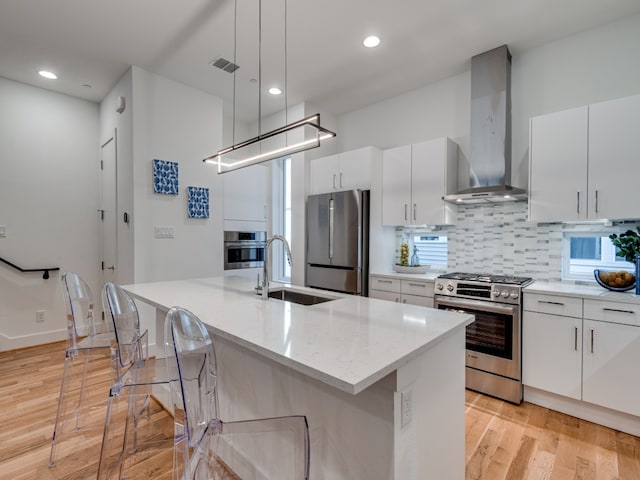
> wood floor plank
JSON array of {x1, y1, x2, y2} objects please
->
[{"x1": 2, "y1": 343, "x2": 640, "y2": 479}]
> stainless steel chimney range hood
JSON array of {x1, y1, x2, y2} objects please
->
[{"x1": 444, "y1": 45, "x2": 527, "y2": 205}]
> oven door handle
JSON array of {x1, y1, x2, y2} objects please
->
[
  {"x1": 435, "y1": 297, "x2": 518, "y2": 316},
  {"x1": 224, "y1": 242, "x2": 265, "y2": 248}
]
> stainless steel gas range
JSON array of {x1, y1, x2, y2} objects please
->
[{"x1": 433, "y1": 272, "x2": 533, "y2": 404}]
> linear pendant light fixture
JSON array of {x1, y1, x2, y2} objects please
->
[{"x1": 203, "y1": 0, "x2": 335, "y2": 174}]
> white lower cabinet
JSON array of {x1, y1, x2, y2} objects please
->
[
  {"x1": 523, "y1": 311, "x2": 582, "y2": 400},
  {"x1": 369, "y1": 275, "x2": 433, "y2": 307},
  {"x1": 582, "y1": 298, "x2": 640, "y2": 417},
  {"x1": 523, "y1": 292, "x2": 640, "y2": 418}
]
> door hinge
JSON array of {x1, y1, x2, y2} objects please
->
[{"x1": 101, "y1": 261, "x2": 104, "y2": 271}]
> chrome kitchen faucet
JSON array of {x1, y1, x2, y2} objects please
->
[{"x1": 256, "y1": 235, "x2": 292, "y2": 300}]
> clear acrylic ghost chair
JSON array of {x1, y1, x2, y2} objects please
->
[
  {"x1": 97, "y1": 282, "x2": 176, "y2": 480},
  {"x1": 49, "y1": 272, "x2": 115, "y2": 467},
  {"x1": 167, "y1": 306, "x2": 310, "y2": 480}
]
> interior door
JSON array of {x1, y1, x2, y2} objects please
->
[{"x1": 100, "y1": 134, "x2": 117, "y2": 285}]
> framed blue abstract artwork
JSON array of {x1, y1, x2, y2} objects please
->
[
  {"x1": 153, "y1": 159, "x2": 179, "y2": 195},
  {"x1": 187, "y1": 186, "x2": 209, "y2": 218}
]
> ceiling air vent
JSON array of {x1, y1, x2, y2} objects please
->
[{"x1": 211, "y1": 57, "x2": 239, "y2": 73}]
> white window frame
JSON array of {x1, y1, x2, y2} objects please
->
[
  {"x1": 271, "y1": 157, "x2": 292, "y2": 283},
  {"x1": 562, "y1": 230, "x2": 634, "y2": 281}
]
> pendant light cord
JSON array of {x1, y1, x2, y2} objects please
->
[
  {"x1": 258, "y1": 0, "x2": 262, "y2": 136},
  {"x1": 232, "y1": 0, "x2": 238, "y2": 145}
]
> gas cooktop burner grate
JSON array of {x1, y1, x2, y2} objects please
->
[{"x1": 438, "y1": 272, "x2": 532, "y2": 286}]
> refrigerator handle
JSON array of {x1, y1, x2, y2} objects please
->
[{"x1": 329, "y1": 198, "x2": 334, "y2": 259}]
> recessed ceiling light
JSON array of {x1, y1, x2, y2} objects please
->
[
  {"x1": 268, "y1": 87, "x2": 282, "y2": 95},
  {"x1": 38, "y1": 70, "x2": 57, "y2": 80},
  {"x1": 363, "y1": 36, "x2": 381, "y2": 48}
]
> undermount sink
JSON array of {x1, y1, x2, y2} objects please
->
[{"x1": 267, "y1": 288, "x2": 336, "y2": 306}]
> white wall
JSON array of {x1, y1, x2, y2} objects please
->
[
  {"x1": 131, "y1": 67, "x2": 224, "y2": 283},
  {"x1": 100, "y1": 69, "x2": 135, "y2": 284},
  {"x1": 0, "y1": 77, "x2": 100, "y2": 350},
  {"x1": 337, "y1": 14, "x2": 640, "y2": 191}
]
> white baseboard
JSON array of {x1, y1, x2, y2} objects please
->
[
  {"x1": 524, "y1": 386, "x2": 640, "y2": 437},
  {"x1": 0, "y1": 329, "x2": 67, "y2": 352}
]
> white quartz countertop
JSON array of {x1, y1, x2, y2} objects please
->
[
  {"x1": 525, "y1": 280, "x2": 640, "y2": 305},
  {"x1": 123, "y1": 276, "x2": 472, "y2": 395},
  {"x1": 370, "y1": 270, "x2": 440, "y2": 281}
]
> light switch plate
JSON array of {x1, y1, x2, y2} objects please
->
[{"x1": 154, "y1": 226, "x2": 175, "y2": 239}]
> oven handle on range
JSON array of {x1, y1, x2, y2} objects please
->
[{"x1": 434, "y1": 296, "x2": 519, "y2": 316}]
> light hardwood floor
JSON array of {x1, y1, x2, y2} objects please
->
[{"x1": 1, "y1": 341, "x2": 639, "y2": 479}]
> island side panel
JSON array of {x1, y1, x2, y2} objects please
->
[
  {"x1": 213, "y1": 333, "x2": 397, "y2": 480},
  {"x1": 393, "y1": 326, "x2": 466, "y2": 480}
]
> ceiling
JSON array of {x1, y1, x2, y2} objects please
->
[{"x1": 2, "y1": 0, "x2": 640, "y2": 122}]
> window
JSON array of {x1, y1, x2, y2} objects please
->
[
  {"x1": 271, "y1": 157, "x2": 292, "y2": 283},
  {"x1": 283, "y1": 157, "x2": 292, "y2": 279},
  {"x1": 563, "y1": 231, "x2": 634, "y2": 280},
  {"x1": 410, "y1": 234, "x2": 448, "y2": 269}
]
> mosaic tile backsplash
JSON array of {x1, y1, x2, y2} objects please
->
[{"x1": 398, "y1": 202, "x2": 640, "y2": 282}]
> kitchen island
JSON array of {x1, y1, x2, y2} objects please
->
[{"x1": 124, "y1": 276, "x2": 473, "y2": 479}]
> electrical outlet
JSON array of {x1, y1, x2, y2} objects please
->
[
  {"x1": 35, "y1": 310, "x2": 45, "y2": 323},
  {"x1": 401, "y1": 390, "x2": 412, "y2": 427}
]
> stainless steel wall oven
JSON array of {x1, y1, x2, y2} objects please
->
[
  {"x1": 433, "y1": 273, "x2": 532, "y2": 404},
  {"x1": 223, "y1": 231, "x2": 266, "y2": 270}
]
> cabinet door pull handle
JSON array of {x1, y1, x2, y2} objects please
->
[
  {"x1": 404, "y1": 204, "x2": 408, "y2": 221},
  {"x1": 408, "y1": 282, "x2": 425, "y2": 287},
  {"x1": 395, "y1": 297, "x2": 400, "y2": 303},
  {"x1": 595, "y1": 190, "x2": 599, "y2": 213},
  {"x1": 590, "y1": 328, "x2": 594, "y2": 354},
  {"x1": 378, "y1": 279, "x2": 392, "y2": 284},
  {"x1": 538, "y1": 300, "x2": 564, "y2": 306},
  {"x1": 402, "y1": 298, "x2": 407, "y2": 303},
  {"x1": 339, "y1": 172, "x2": 344, "y2": 188},
  {"x1": 576, "y1": 191, "x2": 580, "y2": 214},
  {"x1": 574, "y1": 326, "x2": 578, "y2": 351},
  {"x1": 602, "y1": 308, "x2": 635, "y2": 315},
  {"x1": 413, "y1": 203, "x2": 417, "y2": 221},
  {"x1": 332, "y1": 174, "x2": 336, "y2": 189}
]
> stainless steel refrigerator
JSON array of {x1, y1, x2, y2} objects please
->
[{"x1": 306, "y1": 189, "x2": 369, "y2": 296}]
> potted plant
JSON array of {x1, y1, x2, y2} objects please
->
[{"x1": 609, "y1": 227, "x2": 640, "y2": 295}]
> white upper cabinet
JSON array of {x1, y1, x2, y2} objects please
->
[
  {"x1": 309, "y1": 146, "x2": 375, "y2": 194},
  {"x1": 223, "y1": 164, "x2": 268, "y2": 222},
  {"x1": 588, "y1": 94, "x2": 640, "y2": 220},
  {"x1": 529, "y1": 94, "x2": 640, "y2": 222},
  {"x1": 529, "y1": 106, "x2": 588, "y2": 222},
  {"x1": 382, "y1": 137, "x2": 457, "y2": 226}
]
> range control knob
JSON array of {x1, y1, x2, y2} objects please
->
[
  {"x1": 510, "y1": 291, "x2": 519, "y2": 300},
  {"x1": 493, "y1": 290, "x2": 501, "y2": 297},
  {"x1": 446, "y1": 283, "x2": 454, "y2": 292},
  {"x1": 436, "y1": 283, "x2": 444, "y2": 291},
  {"x1": 501, "y1": 290, "x2": 510, "y2": 298}
]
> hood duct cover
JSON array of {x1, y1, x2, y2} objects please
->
[{"x1": 444, "y1": 45, "x2": 526, "y2": 204}]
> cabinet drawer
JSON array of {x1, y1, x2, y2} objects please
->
[
  {"x1": 401, "y1": 294, "x2": 433, "y2": 307},
  {"x1": 583, "y1": 299, "x2": 640, "y2": 326},
  {"x1": 523, "y1": 293, "x2": 582, "y2": 318},
  {"x1": 401, "y1": 280, "x2": 433, "y2": 297},
  {"x1": 369, "y1": 289, "x2": 400, "y2": 303},
  {"x1": 369, "y1": 276, "x2": 401, "y2": 293}
]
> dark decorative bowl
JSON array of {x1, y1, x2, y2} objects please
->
[{"x1": 593, "y1": 269, "x2": 636, "y2": 292}]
